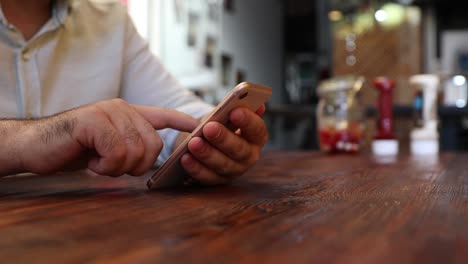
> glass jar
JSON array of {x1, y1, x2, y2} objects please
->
[{"x1": 317, "y1": 76, "x2": 365, "y2": 154}]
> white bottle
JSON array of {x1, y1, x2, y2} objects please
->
[{"x1": 410, "y1": 74, "x2": 439, "y2": 155}]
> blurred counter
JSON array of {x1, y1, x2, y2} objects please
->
[{"x1": 265, "y1": 103, "x2": 468, "y2": 151}]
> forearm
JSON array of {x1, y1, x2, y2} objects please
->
[
  {"x1": 0, "y1": 114, "x2": 77, "y2": 177},
  {"x1": 0, "y1": 119, "x2": 31, "y2": 176}
]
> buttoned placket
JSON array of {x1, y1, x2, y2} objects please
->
[
  {"x1": 1, "y1": 13, "x2": 63, "y2": 119},
  {"x1": 7, "y1": 28, "x2": 39, "y2": 119},
  {"x1": 16, "y1": 42, "x2": 41, "y2": 119}
]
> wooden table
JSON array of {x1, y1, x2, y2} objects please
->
[{"x1": 1, "y1": 152, "x2": 467, "y2": 263}]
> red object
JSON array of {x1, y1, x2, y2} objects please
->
[
  {"x1": 374, "y1": 77, "x2": 396, "y2": 140},
  {"x1": 319, "y1": 123, "x2": 363, "y2": 154}
]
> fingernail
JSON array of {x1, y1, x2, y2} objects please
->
[
  {"x1": 190, "y1": 137, "x2": 205, "y2": 152},
  {"x1": 206, "y1": 123, "x2": 222, "y2": 139}
]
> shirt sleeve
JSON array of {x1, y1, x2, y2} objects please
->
[{"x1": 119, "y1": 12, "x2": 214, "y2": 162}]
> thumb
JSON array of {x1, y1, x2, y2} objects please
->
[{"x1": 132, "y1": 105, "x2": 200, "y2": 132}]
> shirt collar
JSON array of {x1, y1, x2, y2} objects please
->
[
  {"x1": 53, "y1": 0, "x2": 72, "y2": 26},
  {"x1": 0, "y1": 3, "x2": 7, "y2": 26}
]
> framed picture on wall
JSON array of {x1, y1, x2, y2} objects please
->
[
  {"x1": 204, "y1": 36, "x2": 217, "y2": 68},
  {"x1": 208, "y1": 1, "x2": 221, "y2": 21},
  {"x1": 236, "y1": 69, "x2": 246, "y2": 84},
  {"x1": 187, "y1": 12, "x2": 200, "y2": 47},
  {"x1": 221, "y1": 54, "x2": 233, "y2": 86}
]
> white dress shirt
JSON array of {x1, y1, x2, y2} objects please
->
[{"x1": 0, "y1": 0, "x2": 214, "y2": 161}]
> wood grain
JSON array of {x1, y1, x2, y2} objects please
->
[{"x1": 0, "y1": 152, "x2": 467, "y2": 263}]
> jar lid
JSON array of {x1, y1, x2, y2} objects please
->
[{"x1": 318, "y1": 75, "x2": 365, "y2": 96}]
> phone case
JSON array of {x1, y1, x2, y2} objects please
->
[{"x1": 147, "y1": 82, "x2": 272, "y2": 189}]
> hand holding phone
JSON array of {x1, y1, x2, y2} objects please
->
[{"x1": 147, "y1": 82, "x2": 272, "y2": 189}]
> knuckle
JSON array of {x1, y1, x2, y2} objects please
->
[
  {"x1": 89, "y1": 104, "x2": 108, "y2": 120},
  {"x1": 143, "y1": 128, "x2": 157, "y2": 146},
  {"x1": 110, "y1": 142, "x2": 127, "y2": 162},
  {"x1": 233, "y1": 139, "x2": 245, "y2": 153},
  {"x1": 123, "y1": 127, "x2": 142, "y2": 145},
  {"x1": 188, "y1": 161, "x2": 203, "y2": 177},
  {"x1": 99, "y1": 129, "x2": 121, "y2": 151},
  {"x1": 110, "y1": 98, "x2": 128, "y2": 107},
  {"x1": 239, "y1": 143, "x2": 251, "y2": 160},
  {"x1": 230, "y1": 141, "x2": 248, "y2": 160},
  {"x1": 143, "y1": 120, "x2": 155, "y2": 133},
  {"x1": 253, "y1": 123, "x2": 267, "y2": 139},
  {"x1": 218, "y1": 159, "x2": 232, "y2": 175},
  {"x1": 133, "y1": 142, "x2": 146, "y2": 162},
  {"x1": 153, "y1": 136, "x2": 163, "y2": 154}
]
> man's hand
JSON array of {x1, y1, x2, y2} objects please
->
[
  {"x1": 13, "y1": 99, "x2": 198, "y2": 177},
  {"x1": 180, "y1": 105, "x2": 268, "y2": 185}
]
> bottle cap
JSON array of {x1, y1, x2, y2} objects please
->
[
  {"x1": 372, "y1": 139, "x2": 399, "y2": 156},
  {"x1": 411, "y1": 139, "x2": 439, "y2": 155}
]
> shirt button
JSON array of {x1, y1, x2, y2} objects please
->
[{"x1": 22, "y1": 50, "x2": 31, "y2": 61}]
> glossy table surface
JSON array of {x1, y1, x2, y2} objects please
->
[{"x1": 1, "y1": 152, "x2": 467, "y2": 263}]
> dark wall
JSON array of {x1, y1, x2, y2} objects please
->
[{"x1": 414, "y1": 0, "x2": 468, "y2": 58}]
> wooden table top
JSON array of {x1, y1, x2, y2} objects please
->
[{"x1": 1, "y1": 152, "x2": 467, "y2": 263}]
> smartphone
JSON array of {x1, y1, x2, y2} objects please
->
[{"x1": 147, "y1": 82, "x2": 272, "y2": 189}]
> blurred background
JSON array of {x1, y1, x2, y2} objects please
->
[{"x1": 123, "y1": 0, "x2": 468, "y2": 152}]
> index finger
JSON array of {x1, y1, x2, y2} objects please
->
[{"x1": 132, "y1": 105, "x2": 199, "y2": 132}]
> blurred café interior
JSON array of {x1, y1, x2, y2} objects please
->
[{"x1": 125, "y1": 0, "x2": 468, "y2": 154}]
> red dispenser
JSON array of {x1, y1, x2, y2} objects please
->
[{"x1": 372, "y1": 77, "x2": 399, "y2": 156}]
